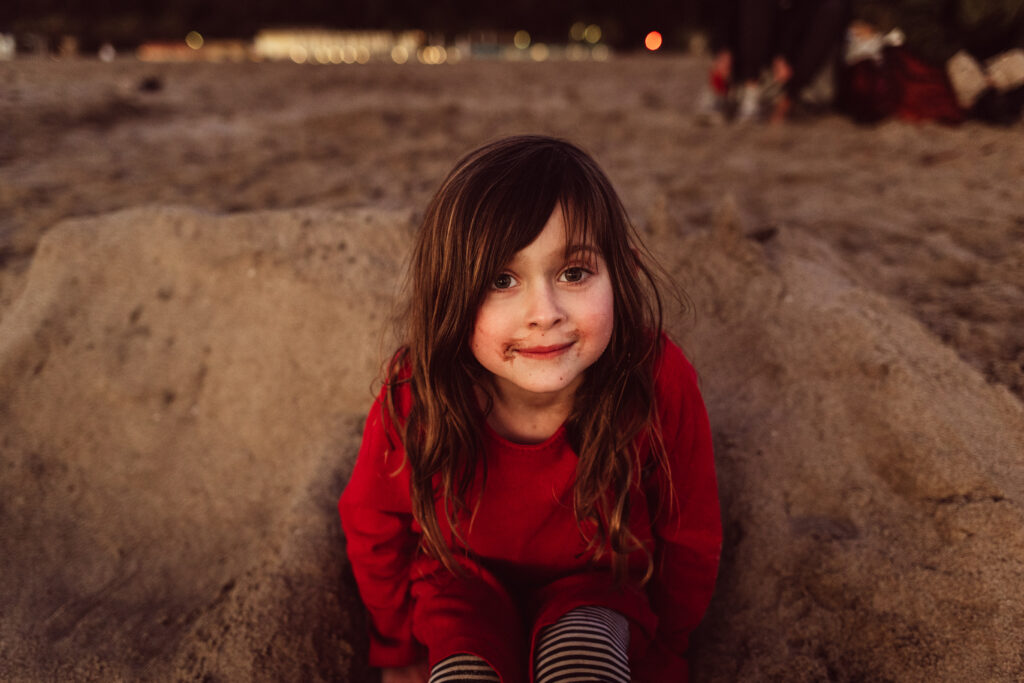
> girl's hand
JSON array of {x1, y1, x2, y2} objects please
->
[{"x1": 381, "y1": 663, "x2": 429, "y2": 683}]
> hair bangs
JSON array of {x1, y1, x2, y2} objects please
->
[{"x1": 461, "y1": 144, "x2": 568, "y2": 302}]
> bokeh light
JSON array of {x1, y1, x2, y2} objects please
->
[
  {"x1": 417, "y1": 45, "x2": 448, "y2": 65},
  {"x1": 513, "y1": 30, "x2": 531, "y2": 49},
  {"x1": 644, "y1": 31, "x2": 663, "y2": 51},
  {"x1": 566, "y1": 43, "x2": 588, "y2": 61},
  {"x1": 98, "y1": 25, "x2": 622, "y2": 66}
]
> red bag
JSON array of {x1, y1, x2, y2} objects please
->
[
  {"x1": 839, "y1": 46, "x2": 966, "y2": 124},
  {"x1": 891, "y1": 47, "x2": 965, "y2": 124},
  {"x1": 838, "y1": 56, "x2": 901, "y2": 122}
]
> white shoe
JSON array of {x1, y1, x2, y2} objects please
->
[
  {"x1": 736, "y1": 84, "x2": 761, "y2": 123},
  {"x1": 987, "y1": 49, "x2": 1024, "y2": 92},
  {"x1": 947, "y1": 50, "x2": 988, "y2": 109}
]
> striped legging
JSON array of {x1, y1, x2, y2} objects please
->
[{"x1": 427, "y1": 605, "x2": 630, "y2": 683}]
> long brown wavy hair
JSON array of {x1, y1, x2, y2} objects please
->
[{"x1": 385, "y1": 135, "x2": 671, "y2": 583}]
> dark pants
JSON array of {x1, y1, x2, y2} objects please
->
[
  {"x1": 709, "y1": 0, "x2": 849, "y2": 89},
  {"x1": 709, "y1": 0, "x2": 779, "y2": 83},
  {"x1": 780, "y1": 0, "x2": 850, "y2": 97}
]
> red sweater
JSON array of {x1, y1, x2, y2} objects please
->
[{"x1": 339, "y1": 337, "x2": 721, "y2": 683}]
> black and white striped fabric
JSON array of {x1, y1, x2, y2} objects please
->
[
  {"x1": 426, "y1": 605, "x2": 630, "y2": 683},
  {"x1": 427, "y1": 653, "x2": 500, "y2": 683},
  {"x1": 533, "y1": 605, "x2": 631, "y2": 682}
]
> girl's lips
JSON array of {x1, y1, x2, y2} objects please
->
[{"x1": 515, "y1": 342, "x2": 575, "y2": 358}]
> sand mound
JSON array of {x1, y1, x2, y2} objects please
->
[
  {"x1": 2, "y1": 205, "x2": 1022, "y2": 681},
  {"x1": 650, "y1": 202, "x2": 1024, "y2": 681},
  {"x1": 0, "y1": 206, "x2": 411, "y2": 680}
]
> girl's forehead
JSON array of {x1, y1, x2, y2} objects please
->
[{"x1": 505, "y1": 222, "x2": 601, "y2": 264}]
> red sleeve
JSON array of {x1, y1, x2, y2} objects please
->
[
  {"x1": 642, "y1": 337, "x2": 722, "y2": 677},
  {"x1": 338, "y1": 389, "x2": 425, "y2": 667}
]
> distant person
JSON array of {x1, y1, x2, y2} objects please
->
[
  {"x1": 697, "y1": 0, "x2": 783, "y2": 123},
  {"x1": 697, "y1": 0, "x2": 849, "y2": 124},
  {"x1": 339, "y1": 136, "x2": 721, "y2": 683},
  {"x1": 770, "y1": 0, "x2": 851, "y2": 122},
  {"x1": 839, "y1": 0, "x2": 1024, "y2": 124}
]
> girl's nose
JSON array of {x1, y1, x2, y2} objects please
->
[{"x1": 526, "y1": 282, "x2": 565, "y2": 329}]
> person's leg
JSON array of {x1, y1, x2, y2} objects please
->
[
  {"x1": 696, "y1": 0, "x2": 738, "y2": 123},
  {"x1": 785, "y1": 0, "x2": 848, "y2": 98},
  {"x1": 428, "y1": 654, "x2": 500, "y2": 683},
  {"x1": 732, "y1": 0, "x2": 781, "y2": 121},
  {"x1": 770, "y1": 0, "x2": 848, "y2": 122},
  {"x1": 411, "y1": 566, "x2": 526, "y2": 683},
  {"x1": 735, "y1": 0, "x2": 779, "y2": 83},
  {"x1": 533, "y1": 605, "x2": 630, "y2": 683}
]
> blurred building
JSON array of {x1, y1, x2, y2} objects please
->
[
  {"x1": 138, "y1": 38, "x2": 249, "y2": 62},
  {"x1": 252, "y1": 29, "x2": 425, "y2": 64},
  {"x1": 98, "y1": 26, "x2": 611, "y2": 65}
]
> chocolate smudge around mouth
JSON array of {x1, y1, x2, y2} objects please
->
[{"x1": 503, "y1": 332, "x2": 581, "y2": 360}]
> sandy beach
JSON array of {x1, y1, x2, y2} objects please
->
[{"x1": 1, "y1": 55, "x2": 1023, "y2": 680}]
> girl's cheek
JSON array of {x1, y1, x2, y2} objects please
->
[{"x1": 478, "y1": 298, "x2": 513, "y2": 328}]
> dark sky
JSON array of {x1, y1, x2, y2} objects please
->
[{"x1": 4, "y1": 0, "x2": 712, "y2": 49}]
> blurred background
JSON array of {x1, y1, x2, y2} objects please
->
[{"x1": 1, "y1": 0, "x2": 711, "y2": 55}]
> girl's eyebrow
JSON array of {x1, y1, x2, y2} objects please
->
[{"x1": 506, "y1": 242, "x2": 601, "y2": 268}]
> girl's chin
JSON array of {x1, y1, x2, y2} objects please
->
[{"x1": 494, "y1": 373, "x2": 586, "y2": 399}]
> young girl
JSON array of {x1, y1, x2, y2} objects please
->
[{"x1": 339, "y1": 135, "x2": 720, "y2": 683}]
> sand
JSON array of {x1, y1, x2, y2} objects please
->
[{"x1": 1, "y1": 55, "x2": 1023, "y2": 681}]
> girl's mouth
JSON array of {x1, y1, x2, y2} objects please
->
[{"x1": 514, "y1": 342, "x2": 575, "y2": 359}]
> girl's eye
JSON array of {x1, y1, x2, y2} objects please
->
[
  {"x1": 559, "y1": 267, "x2": 590, "y2": 283},
  {"x1": 493, "y1": 273, "x2": 517, "y2": 290}
]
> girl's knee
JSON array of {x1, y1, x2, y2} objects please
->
[
  {"x1": 534, "y1": 605, "x2": 631, "y2": 683},
  {"x1": 428, "y1": 653, "x2": 500, "y2": 683}
]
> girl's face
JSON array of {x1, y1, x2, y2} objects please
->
[{"x1": 470, "y1": 207, "x2": 614, "y2": 405}]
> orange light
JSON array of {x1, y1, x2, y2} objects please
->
[{"x1": 644, "y1": 31, "x2": 663, "y2": 51}]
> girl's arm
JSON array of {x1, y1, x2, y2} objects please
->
[
  {"x1": 339, "y1": 394, "x2": 425, "y2": 668},
  {"x1": 643, "y1": 340, "x2": 722, "y2": 673}
]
